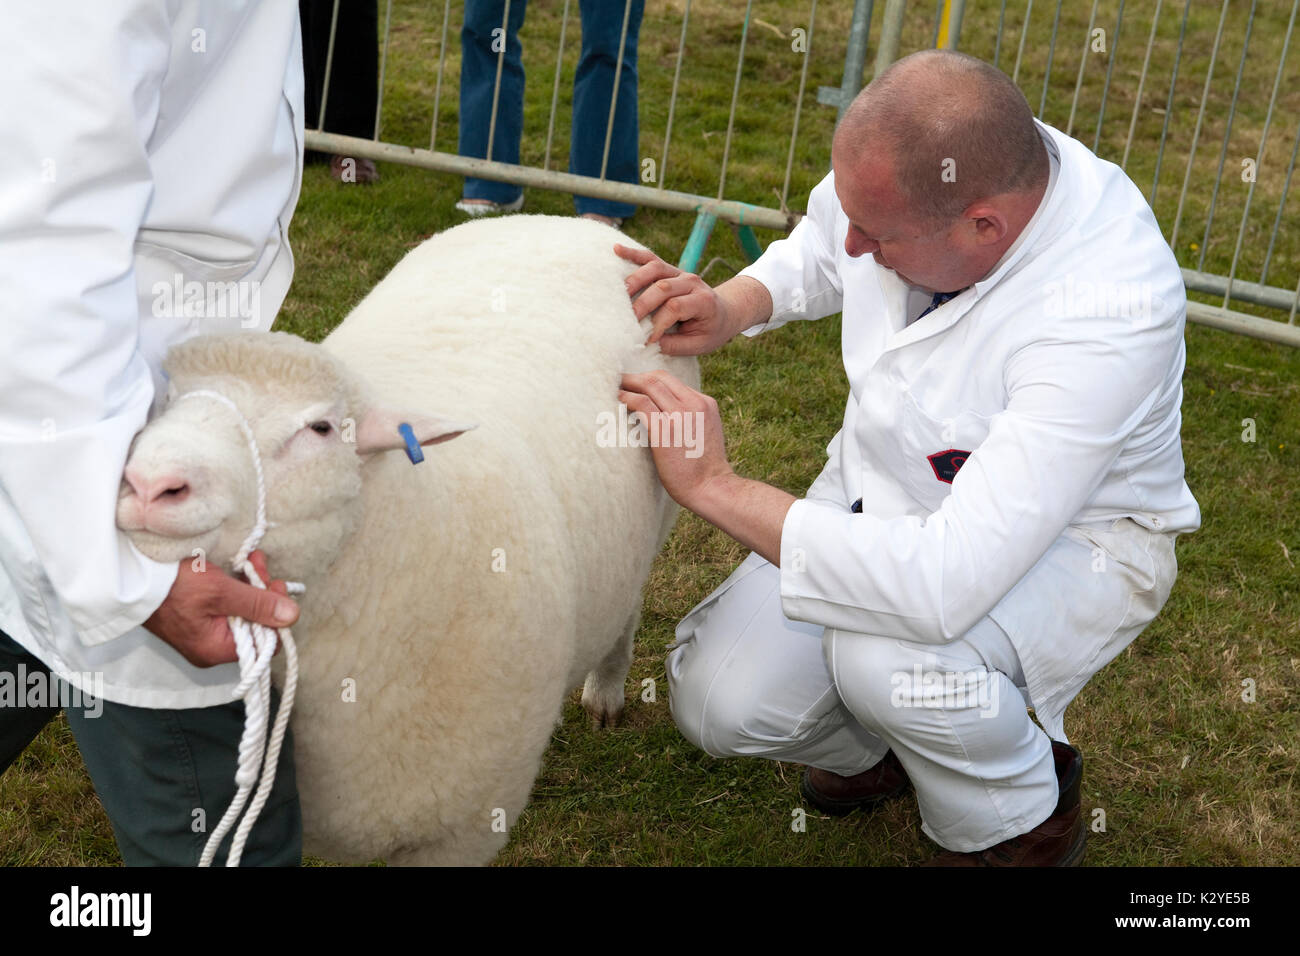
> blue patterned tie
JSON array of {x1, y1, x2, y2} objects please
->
[{"x1": 916, "y1": 287, "x2": 968, "y2": 321}]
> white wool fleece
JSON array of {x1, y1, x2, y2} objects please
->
[
  {"x1": 123, "y1": 215, "x2": 698, "y2": 865},
  {"x1": 299, "y1": 217, "x2": 699, "y2": 864}
]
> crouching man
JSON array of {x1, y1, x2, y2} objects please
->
[{"x1": 617, "y1": 49, "x2": 1200, "y2": 866}]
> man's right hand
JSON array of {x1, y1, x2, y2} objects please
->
[
  {"x1": 615, "y1": 243, "x2": 771, "y2": 356},
  {"x1": 143, "y1": 549, "x2": 298, "y2": 667}
]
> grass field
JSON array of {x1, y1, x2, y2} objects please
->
[{"x1": 2, "y1": 0, "x2": 1296, "y2": 866}]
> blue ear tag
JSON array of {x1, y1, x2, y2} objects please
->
[{"x1": 398, "y1": 423, "x2": 425, "y2": 464}]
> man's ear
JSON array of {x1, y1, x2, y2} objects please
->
[
  {"x1": 352, "y1": 406, "x2": 476, "y2": 457},
  {"x1": 965, "y1": 200, "x2": 1010, "y2": 245}
]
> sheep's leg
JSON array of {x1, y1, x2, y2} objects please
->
[
  {"x1": 387, "y1": 772, "x2": 539, "y2": 866},
  {"x1": 581, "y1": 609, "x2": 638, "y2": 729},
  {"x1": 387, "y1": 827, "x2": 509, "y2": 867}
]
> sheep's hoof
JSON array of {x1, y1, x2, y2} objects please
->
[
  {"x1": 581, "y1": 683, "x2": 625, "y2": 730},
  {"x1": 587, "y1": 706, "x2": 624, "y2": 730}
]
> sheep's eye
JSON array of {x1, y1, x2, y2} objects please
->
[{"x1": 310, "y1": 421, "x2": 333, "y2": 436}]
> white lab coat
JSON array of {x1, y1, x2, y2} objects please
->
[
  {"x1": 737, "y1": 120, "x2": 1200, "y2": 740},
  {"x1": 0, "y1": 1, "x2": 304, "y2": 707}
]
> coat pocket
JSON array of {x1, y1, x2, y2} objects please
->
[
  {"x1": 134, "y1": 238, "x2": 259, "y2": 279},
  {"x1": 1061, "y1": 517, "x2": 1178, "y2": 615},
  {"x1": 134, "y1": 239, "x2": 262, "y2": 333},
  {"x1": 893, "y1": 388, "x2": 995, "y2": 509}
]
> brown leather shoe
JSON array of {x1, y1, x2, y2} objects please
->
[
  {"x1": 800, "y1": 750, "x2": 912, "y2": 817},
  {"x1": 330, "y1": 155, "x2": 380, "y2": 184},
  {"x1": 922, "y1": 740, "x2": 1085, "y2": 867}
]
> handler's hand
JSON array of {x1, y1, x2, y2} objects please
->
[
  {"x1": 615, "y1": 244, "x2": 736, "y2": 356},
  {"x1": 143, "y1": 549, "x2": 298, "y2": 667},
  {"x1": 619, "y1": 370, "x2": 733, "y2": 508}
]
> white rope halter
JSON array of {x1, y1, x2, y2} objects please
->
[{"x1": 175, "y1": 388, "x2": 303, "y2": 868}]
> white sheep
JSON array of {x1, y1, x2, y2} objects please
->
[{"x1": 116, "y1": 215, "x2": 700, "y2": 865}]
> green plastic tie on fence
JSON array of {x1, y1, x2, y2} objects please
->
[{"x1": 678, "y1": 210, "x2": 718, "y2": 273}]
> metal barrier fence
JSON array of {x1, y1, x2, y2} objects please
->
[
  {"x1": 303, "y1": 0, "x2": 1300, "y2": 347},
  {"x1": 304, "y1": 0, "x2": 809, "y2": 273},
  {"x1": 859, "y1": 0, "x2": 1300, "y2": 347}
]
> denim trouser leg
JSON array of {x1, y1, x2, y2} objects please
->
[
  {"x1": 459, "y1": 0, "x2": 528, "y2": 203},
  {"x1": 572, "y1": 0, "x2": 644, "y2": 218}
]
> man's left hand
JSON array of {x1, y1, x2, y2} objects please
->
[
  {"x1": 621, "y1": 370, "x2": 796, "y2": 567},
  {"x1": 618, "y1": 370, "x2": 732, "y2": 509}
]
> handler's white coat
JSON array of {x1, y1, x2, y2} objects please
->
[
  {"x1": 736, "y1": 122, "x2": 1200, "y2": 740},
  {"x1": 0, "y1": 1, "x2": 303, "y2": 706}
]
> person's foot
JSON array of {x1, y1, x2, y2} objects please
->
[
  {"x1": 330, "y1": 155, "x2": 379, "y2": 184},
  {"x1": 579, "y1": 212, "x2": 624, "y2": 230},
  {"x1": 800, "y1": 749, "x2": 912, "y2": 817},
  {"x1": 922, "y1": 740, "x2": 1085, "y2": 866},
  {"x1": 455, "y1": 195, "x2": 524, "y2": 217}
]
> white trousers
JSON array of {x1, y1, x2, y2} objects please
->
[{"x1": 667, "y1": 553, "x2": 1061, "y2": 852}]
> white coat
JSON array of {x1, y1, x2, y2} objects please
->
[
  {"x1": 735, "y1": 120, "x2": 1201, "y2": 741},
  {"x1": 0, "y1": 1, "x2": 304, "y2": 707}
]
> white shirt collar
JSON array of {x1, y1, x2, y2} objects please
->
[{"x1": 985, "y1": 128, "x2": 1061, "y2": 278}]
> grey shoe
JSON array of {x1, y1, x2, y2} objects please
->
[{"x1": 455, "y1": 195, "x2": 524, "y2": 217}]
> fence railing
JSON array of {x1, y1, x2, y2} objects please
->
[
  {"x1": 821, "y1": 0, "x2": 1300, "y2": 346},
  {"x1": 304, "y1": 0, "x2": 810, "y2": 274},
  {"x1": 303, "y1": 0, "x2": 1300, "y2": 347}
]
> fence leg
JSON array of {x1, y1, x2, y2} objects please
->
[
  {"x1": 816, "y1": 0, "x2": 875, "y2": 121},
  {"x1": 937, "y1": 0, "x2": 967, "y2": 50},
  {"x1": 733, "y1": 224, "x2": 764, "y2": 264},
  {"x1": 678, "y1": 211, "x2": 719, "y2": 272}
]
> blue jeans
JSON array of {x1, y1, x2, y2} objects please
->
[{"x1": 458, "y1": 0, "x2": 644, "y2": 218}]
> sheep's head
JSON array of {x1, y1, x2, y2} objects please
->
[{"x1": 117, "y1": 332, "x2": 470, "y2": 583}]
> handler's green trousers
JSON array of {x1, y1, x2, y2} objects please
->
[{"x1": 0, "y1": 630, "x2": 301, "y2": 866}]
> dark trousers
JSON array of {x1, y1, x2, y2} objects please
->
[
  {"x1": 299, "y1": 0, "x2": 379, "y2": 153},
  {"x1": 0, "y1": 629, "x2": 301, "y2": 866}
]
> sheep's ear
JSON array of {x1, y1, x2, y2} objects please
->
[{"x1": 352, "y1": 407, "x2": 476, "y2": 458}]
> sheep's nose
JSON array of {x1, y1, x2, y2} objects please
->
[{"x1": 124, "y1": 466, "x2": 191, "y2": 507}]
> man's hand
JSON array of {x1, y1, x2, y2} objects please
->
[
  {"x1": 620, "y1": 370, "x2": 796, "y2": 567},
  {"x1": 619, "y1": 370, "x2": 734, "y2": 509},
  {"x1": 143, "y1": 549, "x2": 298, "y2": 667},
  {"x1": 615, "y1": 244, "x2": 771, "y2": 356}
]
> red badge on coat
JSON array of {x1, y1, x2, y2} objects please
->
[{"x1": 926, "y1": 449, "x2": 971, "y2": 483}]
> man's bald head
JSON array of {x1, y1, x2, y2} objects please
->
[{"x1": 835, "y1": 50, "x2": 1048, "y2": 229}]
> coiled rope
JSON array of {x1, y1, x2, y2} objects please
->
[{"x1": 175, "y1": 389, "x2": 303, "y2": 868}]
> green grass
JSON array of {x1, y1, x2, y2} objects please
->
[{"x1": 2, "y1": 0, "x2": 1296, "y2": 866}]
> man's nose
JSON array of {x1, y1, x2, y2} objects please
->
[{"x1": 845, "y1": 232, "x2": 880, "y2": 258}]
